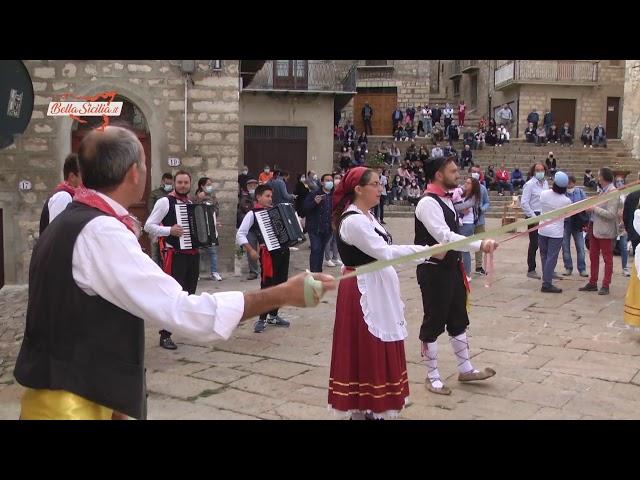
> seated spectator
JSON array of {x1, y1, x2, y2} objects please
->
[
  {"x1": 485, "y1": 127, "x2": 497, "y2": 146},
  {"x1": 485, "y1": 164, "x2": 496, "y2": 191},
  {"x1": 389, "y1": 142, "x2": 401, "y2": 166},
  {"x1": 593, "y1": 123, "x2": 607, "y2": 148},
  {"x1": 488, "y1": 118, "x2": 497, "y2": 131},
  {"x1": 478, "y1": 116, "x2": 487, "y2": 132},
  {"x1": 443, "y1": 142, "x2": 458, "y2": 164},
  {"x1": 432, "y1": 122, "x2": 444, "y2": 142},
  {"x1": 474, "y1": 129, "x2": 485, "y2": 150},
  {"x1": 545, "y1": 152, "x2": 557, "y2": 176},
  {"x1": 560, "y1": 122, "x2": 573, "y2": 146},
  {"x1": 377, "y1": 141, "x2": 391, "y2": 164},
  {"x1": 339, "y1": 146, "x2": 351, "y2": 171},
  {"x1": 448, "y1": 121, "x2": 460, "y2": 142},
  {"x1": 535, "y1": 124, "x2": 547, "y2": 146},
  {"x1": 395, "y1": 124, "x2": 408, "y2": 142},
  {"x1": 525, "y1": 122, "x2": 536, "y2": 143},
  {"x1": 405, "y1": 121, "x2": 416, "y2": 139},
  {"x1": 391, "y1": 175, "x2": 408, "y2": 202},
  {"x1": 511, "y1": 166, "x2": 525, "y2": 191},
  {"x1": 463, "y1": 128, "x2": 475, "y2": 148},
  {"x1": 460, "y1": 144, "x2": 474, "y2": 168},
  {"x1": 353, "y1": 146, "x2": 364, "y2": 166},
  {"x1": 431, "y1": 142, "x2": 444, "y2": 159},
  {"x1": 358, "y1": 132, "x2": 368, "y2": 150},
  {"x1": 334, "y1": 125, "x2": 344, "y2": 141},
  {"x1": 584, "y1": 169, "x2": 597, "y2": 189},
  {"x1": 407, "y1": 180, "x2": 422, "y2": 206},
  {"x1": 581, "y1": 124, "x2": 593, "y2": 148},
  {"x1": 495, "y1": 164, "x2": 513, "y2": 195},
  {"x1": 418, "y1": 146, "x2": 429, "y2": 163},
  {"x1": 497, "y1": 124, "x2": 510, "y2": 146},
  {"x1": 547, "y1": 124, "x2": 558, "y2": 144},
  {"x1": 405, "y1": 142, "x2": 418, "y2": 162}
]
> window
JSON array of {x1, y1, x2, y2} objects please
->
[
  {"x1": 294, "y1": 60, "x2": 306, "y2": 77},
  {"x1": 453, "y1": 77, "x2": 460, "y2": 96},
  {"x1": 276, "y1": 60, "x2": 289, "y2": 77},
  {"x1": 273, "y1": 60, "x2": 308, "y2": 89},
  {"x1": 365, "y1": 60, "x2": 388, "y2": 66}
]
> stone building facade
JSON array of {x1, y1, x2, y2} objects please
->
[
  {"x1": 622, "y1": 60, "x2": 640, "y2": 159},
  {"x1": 0, "y1": 60, "x2": 242, "y2": 284}
]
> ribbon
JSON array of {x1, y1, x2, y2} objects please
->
[{"x1": 335, "y1": 181, "x2": 640, "y2": 283}]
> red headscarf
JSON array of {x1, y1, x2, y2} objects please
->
[{"x1": 332, "y1": 166, "x2": 368, "y2": 213}]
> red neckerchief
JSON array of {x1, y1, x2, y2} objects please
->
[
  {"x1": 168, "y1": 191, "x2": 190, "y2": 203},
  {"x1": 53, "y1": 182, "x2": 77, "y2": 197},
  {"x1": 73, "y1": 188, "x2": 140, "y2": 238},
  {"x1": 426, "y1": 183, "x2": 453, "y2": 197}
]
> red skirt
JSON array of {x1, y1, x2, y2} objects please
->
[{"x1": 328, "y1": 276, "x2": 409, "y2": 414}]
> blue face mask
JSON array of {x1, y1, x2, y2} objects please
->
[
  {"x1": 205, "y1": 186, "x2": 214, "y2": 194},
  {"x1": 324, "y1": 181, "x2": 334, "y2": 191},
  {"x1": 163, "y1": 184, "x2": 173, "y2": 192},
  {"x1": 535, "y1": 172, "x2": 545, "y2": 181}
]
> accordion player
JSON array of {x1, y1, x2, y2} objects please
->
[
  {"x1": 174, "y1": 203, "x2": 219, "y2": 249},
  {"x1": 255, "y1": 203, "x2": 306, "y2": 251}
]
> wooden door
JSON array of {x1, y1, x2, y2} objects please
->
[
  {"x1": 353, "y1": 87, "x2": 398, "y2": 135},
  {"x1": 606, "y1": 97, "x2": 620, "y2": 139},
  {"x1": 469, "y1": 73, "x2": 478, "y2": 109},
  {"x1": 550, "y1": 98, "x2": 576, "y2": 131},
  {"x1": 71, "y1": 129, "x2": 152, "y2": 255}
]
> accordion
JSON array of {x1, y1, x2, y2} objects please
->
[
  {"x1": 255, "y1": 203, "x2": 305, "y2": 251},
  {"x1": 175, "y1": 203, "x2": 218, "y2": 249}
]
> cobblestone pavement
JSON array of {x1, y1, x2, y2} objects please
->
[{"x1": 2, "y1": 218, "x2": 640, "y2": 420}]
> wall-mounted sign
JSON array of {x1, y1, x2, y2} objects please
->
[
  {"x1": 19, "y1": 180, "x2": 32, "y2": 191},
  {"x1": 168, "y1": 157, "x2": 181, "y2": 167},
  {"x1": 608, "y1": 106, "x2": 615, "y2": 112}
]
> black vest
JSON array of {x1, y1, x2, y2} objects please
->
[
  {"x1": 162, "y1": 195, "x2": 190, "y2": 250},
  {"x1": 14, "y1": 202, "x2": 147, "y2": 419},
  {"x1": 414, "y1": 193, "x2": 462, "y2": 269},
  {"x1": 337, "y1": 211, "x2": 391, "y2": 267}
]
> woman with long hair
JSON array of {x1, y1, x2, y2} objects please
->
[
  {"x1": 328, "y1": 167, "x2": 443, "y2": 420},
  {"x1": 454, "y1": 177, "x2": 481, "y2": 279}
]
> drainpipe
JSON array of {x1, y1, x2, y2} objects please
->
[{"x1": 184, "y1": 74, "x2": 188, "y2": 151}]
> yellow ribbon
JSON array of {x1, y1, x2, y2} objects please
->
[{"x1": 20, "y1": 388, "x2": 113, "y2": 420}]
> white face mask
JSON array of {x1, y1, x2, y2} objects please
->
[
  {"x1": 205, "y1": 186, "x2": 214, "y2": 194},
  {"x1": 242, "y1": 169, "x2": 248, "y2": 175},
  {"x1": 471, "y1": 172, "x2": 480, "y2": 180},
  {"x1": 300, "y1": 176, "x2": 306, "y2": 182},
  {"x1": 248, "y1": 189, "x2": 256, "y2": 196},
  {"x1": 567, "y1": 188, "x2": 575, "y2": 194},
  {"x1": 163, "y1": 184, "x2": 173, "y2": 192}
]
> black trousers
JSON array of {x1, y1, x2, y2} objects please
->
[
  {"x1": 260, "y1": 247, "x2": 290, "y2": 320},
  {"x1": 363, "y1": 118, "x2": 373, "y2": 135},
  {"x1": 527, "y1": 212, "x2": 540, "y2": 272},
  {"x1": 160, "y1": 252, "x2": 200, "y2": 338},
  {"x1": 417, "y1": 262, "x2": 469, "y2": 343}
]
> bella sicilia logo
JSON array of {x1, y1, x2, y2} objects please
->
[{"x1": 47, "y1": 91, "x2": 122, "y2": 130}]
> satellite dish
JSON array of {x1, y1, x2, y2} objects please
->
[{"x1": 0, "y1": 60, "x2": 35, "y2": 149}]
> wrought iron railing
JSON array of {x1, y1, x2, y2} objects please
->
[
  {"x1": 244, "y1": 60, "x2": 357, "y2": 92},
  {"x1": 494, "y1": 60, "x2": 599, "y2": 88}
]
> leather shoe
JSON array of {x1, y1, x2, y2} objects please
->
[{"x1": 159, "y1": 336, "x2": 177, "y2": 350}]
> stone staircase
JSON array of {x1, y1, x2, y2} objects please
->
[{"x1": 335, "y1": 135, "x2": 638, "y2": 220}]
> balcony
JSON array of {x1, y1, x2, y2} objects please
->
[
  {"x1": 449, "y1": 60, "x2": 462, "y2": 79},
  {"x1": 356, "y1": 60, "x2": 395, "y2": 80},
  {"x1": 494, "y1": 60, "x2": 599, "y2": 90},
  {"x1": 242, "y1": 60, "x2": 357, "y2": 94},
  {"x1": 461, "y1": 60, "x2": 480, "y2": 72}
]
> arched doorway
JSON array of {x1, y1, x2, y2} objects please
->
[{"x1": 70, "y1": 95, "x2": 153, "y2": 255}]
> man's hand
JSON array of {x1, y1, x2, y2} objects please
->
[
  {"x1": 170, "y1": 224, "x2": 184, "y2": 237},
  {"x1": 480, "y1": 239, "x2": 499, "y2": 253},
  {"x1": 314, "y1": 195, "x2": 324, "y2": 204},
  {"x1": 282, "y1": 272, "x2": 337, "y2": 308},
  {"x1": 247, "y1": 247, "x2": 259, "y2": 262},
  {"x1": 428, "y1": 243, "x2": 447, "y2": 260}
]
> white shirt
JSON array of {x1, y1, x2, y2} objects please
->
[
  {"x1": 48, "y1": 191, "x2": 73, "y2": 223},
  {"x1": 521, "y1": 177, "x2": 549, "y2": 217},
  {"x1": 538, "y1": 190, "x2": 571, "y2": 238},
  {"x1": 144, "y1": 196, "x2": 186, "y2": 246},
  {"x1": 380, "y1": 174, "x2": 388, "y2": 196},
  {"x1": 634, "y1": 210, "x2": 640, "y2": 278},
  {"x1": 340, "y1": 204, "x2": 432, "y2": 342},
  {"x1": 415, "y1": 195, "x2": 482, "y2": 258},
  {"x1": 236, "y1": 210, "x2": 256, "y2": 246},
  {"x1": 73, "y1": 191, "x2": 244, "y2": 342}
]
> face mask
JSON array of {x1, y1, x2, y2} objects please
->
[
  {"x1": 264, "y1": 168, "x2": 270, "y2": 173},
  {"x1": 535, "y1": 172, "x2": 545, "y2": 181},
  {"x1": 334, "y1": 179, "x2": 341, "y2": 186},
  {"x1": 300, "y1": 176, "x2": 306, "y2": 183},
  {"x1": 324, "y1": 181, "x2": 334, "y2": 190},
  {"x1": 313, "y1": 174, "x2": 319, "y2": 181},
  {"x1": 242, "y1": 170, "x2": 248, "y2": 175},
  {"x1": 567, "y1": 188, "x2": 575, "y2": 194},
  {"x1": 615, "y1": 181, "x2": 624, "y2": 188},
  {"x1": 163, "y1": 184, "x2": 173, "y2": 192},
  {"x1": 471, "y1": 172, "x2": 480, "y2": 180},
  {"x1": 248, "y1": 189, "x2": 256, "y2": 196},
  {"x1": 205, "y1": 186, "x2": 214, "y2": 194}
]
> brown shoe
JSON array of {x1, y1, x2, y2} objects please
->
[
  {"x1": 425, "y1": 380, "x2": 452, "y2": 395},
  {"x1": 458, "y1": 367, "x2": 496, "y2": 382}
]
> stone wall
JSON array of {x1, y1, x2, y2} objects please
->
[
  {"x1": 622, "y1": 60, "x2": 640, "y2": 159},
  {"x1": 0, "y1": 60, "x2": 241, "y2": 284}
]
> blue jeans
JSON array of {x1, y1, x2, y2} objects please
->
[
  {"x1": 562, "y1": 223, "x2": 586, "y2": 273},
  {"x1": 325, "y1": 232, "x2": 340, "y2": 261},
  {"x1": 618, "y1": 234, "x2": 628, "y2": 269},
  {"x1": 459, "y1": 223, "x2": 475, "y2": 275},
  {"x1": 539, "y1": 235, "x2": 563, "y2": 287},
  {"x1": 309, "y1": 230, "x2": 332, "y2": 272},
  {"x1": 203, "y1": 245, "x2": 218, "y2": 274}
]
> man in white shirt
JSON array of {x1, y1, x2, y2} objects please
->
[
  {"x1": 521, "y1": 162, "x2": 550, "y2": 279},
  {"x1": 38, "y1": 153, "x2": 82, "y2": 234},
  {"x1": 13, "y1": 126, "x2": 336, "y2": 420},
  {"x1": 414, "y1": 155, "x2": 498, "y2": 395}
]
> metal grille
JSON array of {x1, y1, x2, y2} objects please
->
[{"x1": 245, "y1": 125, "x2": 307, "y2": 140}]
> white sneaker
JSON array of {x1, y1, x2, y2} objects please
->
[
  {"x1": 289, "y1": 246, "x2": 299, "y2": 251},
  {"x1": 334, "y1": 259, "x2": 343, "y2": 266},
  {"x1": 326, "y1": 260, "x2": 336, "y2": 267},
  {"x1": 623, "y1": 268, "x2": 630, "y2": 277},
  {"x1": 466, "y1": 275, "x2": 472, "y2": 283},
  {"x1": 211, "y1": 272, "x2": 223, "y2": 281}
]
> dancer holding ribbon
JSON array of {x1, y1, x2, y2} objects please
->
[
  {"x1": 415, "y1": 155, "x2": 498, "y2": 395},
  {"x1": 327, "y1": 167, "x2": 444, "y2": 420}
]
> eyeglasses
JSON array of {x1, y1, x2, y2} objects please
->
[{"x1": 364, "y1": 181, "x2": 382, "y2": 187}]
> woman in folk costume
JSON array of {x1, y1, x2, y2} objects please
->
[
  {"x1": 624, "y1": 210, "x2": 640, "y2": 327},
  {"x1": 328, "y1": 167, "x2": 444, "y2": 419}
]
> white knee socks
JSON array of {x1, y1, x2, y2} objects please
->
[
  {"x1": 449, "y1": 332, "x2": 478, "y2": 374},
  {"x1": 422, "y1": 341, "x2": 443, "y2": 389}
]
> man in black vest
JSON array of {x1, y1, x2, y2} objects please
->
[
  {"x1": 144, "y1": 170, "x2": 199, "y2": 350},
  {"x1": 414, "y1": 155, "x2": 498, "y2": 395},
  {"x1": 39, "y1": 153, "x2": 82, "y2": 234},
  {"x1": 236, "y1": 184, "x2": 292, "y2": 333},
  {"x1": 13, "y1": 126, "x2": 336, "y2": 420}
]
